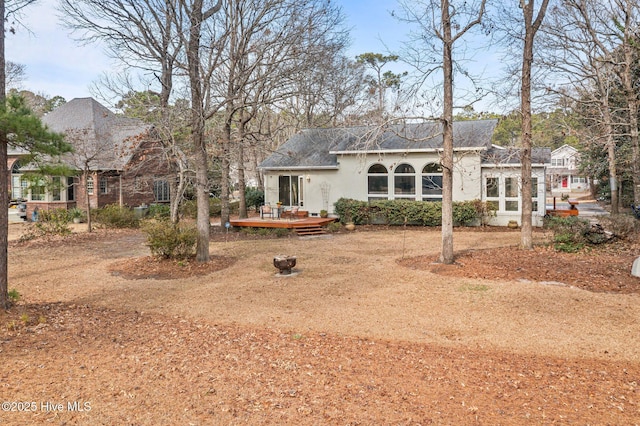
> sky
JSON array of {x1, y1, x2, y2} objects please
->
[{"x1": 7, "y1": 0, "x2": 409, "y2": 103}]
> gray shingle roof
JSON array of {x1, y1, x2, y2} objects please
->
[
  {"x1": 481, "y1": 146, "x2": 551, "y2": 165},
  {"x1": 259, "y1": 120, "x2": 498, "y2": 170},
  {"x1": 41, "y1": 97, "x2": 151, "y2": 171}
]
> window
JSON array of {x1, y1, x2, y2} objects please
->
[
  {"x1": 485, "y1": 177, "x2": 499, "y2": 211},
  {"x1": 572, "y1": 176, "x2": 586, "y2": 184},
  {"x1": 421, "y1": 163, "x2": 443, "y2": 201},
  {"x1": 532, "y1": 177, "x2": 538, "y2": 212},
  {"x1": 394, "y1": 163, "x2": 415, "y2": 198},
  {"x1": 11, "y1": 175, "x2": 23, "y2": 199},
  {"x1": 11, "y1": 161, "x2": 23, "y2": 200},
  {"x1": 551, "y1": 158, "x2": 565, "y2": 167},
  {"x1": 100, "y1": 176, "x2": 108, "y2": 194},
  {"x1": 86, "y1": 176, "x2": 94, "y2": 195},
  {"x1": 505, "y1": 177, "x2": 519, "y2": 211},
  {"x1": 153, "y1": 179, "x2": 170, "y2": 202},
  {"x1": 278, "y1": 175, "x2": 300, "y2": 206},
  {"x1": 52, "y1": 177, "x2": 61, "y2": 201},
  {"x1": 367, "y1": 164, "x2": 388, "y2": 201},
  {"x1": 67, "y1": 177, "x2": 75, "y2": 201},
  {"x1": 31, "y1": 179, "x2": 45, "y2": 201}
]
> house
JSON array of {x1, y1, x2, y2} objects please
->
[
  {"x1": 11, "y1": 97, "x2": 172, "y2": 219},
  {"x1": 547, "y1": 144, "x2": 588, "y2": 194},
  {"x1": 259, "y1": 120, "x2": 551, "y2": 227}
]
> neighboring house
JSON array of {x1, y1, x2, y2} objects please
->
[
  {"x1": 259, "y1": 120, "x2": 551, "y2": 227},
  {"x1": 11, "y1": 97, "x2": 172, "y2": 220},
  {"x1": 547, "y1": 144, "x2": 588, "y2": 193}
]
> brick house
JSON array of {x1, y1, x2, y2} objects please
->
[{"x1": 11, "y1": 97, "x2": 172, "y2": 220}]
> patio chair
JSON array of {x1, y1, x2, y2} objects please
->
[{"x1": 260, "y1": 204, "x2": 274, "y2": 219}]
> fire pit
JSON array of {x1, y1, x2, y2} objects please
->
[{"x1": 273, "y1": 255, "x2": 297, "y2": 275}]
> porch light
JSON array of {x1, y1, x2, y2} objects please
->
[{"x1": 306, "y1": 175, "x2": 311, "y2": 182}]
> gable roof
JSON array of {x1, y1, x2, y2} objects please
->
[
  {"x1": 551, "y1": 144, "x2": 580, "y2": 160},
  {"x1": 260, "y1": 120, "x2": 498, "y2": 170},
  {"x1": 42, "y1": 97, "x2": 152, "y2": 171}
]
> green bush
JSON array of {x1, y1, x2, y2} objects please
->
[
  {"x1": 245, "y1": 187, "x2": 264, "y2": 212},
  {"x1": 8, "y1": 288, "x2": 20, "y2": 303},
  {"x1": 543, "y1": 216, "x2": 591, "y2": 252},
  {"x1": 333, "y1": 198, "x2": 483, "y2": 227},
  {"x1": 93, "y1": 204, "x2": 139, "y2": 228},
  {"x1": 149, "y1": 203, "x2": 171, "y2": 219},
  {"x1": 30, "y1": 208, "x2": 73, "y2": 237},
  {"x1": 142, "y1": 219, "x2": 197, "y2": 259},
  {"x1": 39, "y1": 207, "x2": 74, "y2": 224},
  {"x1": 326, "y1": 221, "x2": 342, "y2": 233}
]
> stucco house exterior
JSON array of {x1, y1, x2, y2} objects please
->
[
  {"x1": 259, "y1": 120, "x2": 551, "y2": 227},
  {"x1": 547, "y1": 144, "x2": 587, "y2": 193},
  {"x1": 10, "y1": 97, "x2": 172, "y2": 219}
]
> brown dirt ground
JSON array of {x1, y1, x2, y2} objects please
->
[{"x1": 1, "y1": 222, "x2": 640, "y2": 425}]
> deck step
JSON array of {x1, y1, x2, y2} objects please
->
[{"x1": 294, "y1": 225, "x2": 326, "y2": 236}]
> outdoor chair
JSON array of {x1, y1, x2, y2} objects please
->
[
  {"x1": 260, "y1": 204, "x2": 274, "y2": 219},
  {"x1": 631, "y1": 204, "x2": 640, "y2": 219}
]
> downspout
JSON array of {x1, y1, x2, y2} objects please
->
[{"x1": 119, "y1": 173, "x2": 123, "y2": 207}]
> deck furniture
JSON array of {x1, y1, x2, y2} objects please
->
[{"x1": 260, "y1": 204, "x2": 274, "y2": 219}]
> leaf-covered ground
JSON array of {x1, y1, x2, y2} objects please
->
[{"x1": 2, "y1": 224, "x2": 639, "y2": 424}]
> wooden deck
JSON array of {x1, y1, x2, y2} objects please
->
[{"x1": 229, "y1": 216, "x2": 336, "y2": 229}]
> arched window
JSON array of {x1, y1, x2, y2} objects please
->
[
  {"x1": 394, "y1": 163, "x2": 415, "y2": 198},
  {"x1": 367, "y1": 164, "x2": 388, "y2": 201},
  {"x1": 422, "y1": 163, "x2": 443, "y2": 201}
]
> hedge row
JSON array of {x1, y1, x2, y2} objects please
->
[{"x1": 333, "y1": 198, "x2": 486, "y2": 227}]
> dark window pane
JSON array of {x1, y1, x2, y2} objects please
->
[{"x1": 368, "y1": 175, "x2": 388, "y2": 194}]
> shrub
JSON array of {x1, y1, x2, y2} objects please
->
[
  {"x1": 453, "y1": 201, "x2": 482, "y2": 226},
  {"x1": 149, "y1": 203, "x2": 171, "y2": 219},
  {"x1": 32, "y1": 208, "x2": 73, "y2": 236},
  {"x1": 326, "y1": 221, "x2": 342, "y2": 233},
  {"x1": 93, "y1": 204, "x2": 139, "y2": 228},
  {"x1": 245, "y1": 187, "x2": 264, "y2": 212},
  {"x1": 8, "y1": 288, "x2": 20, "y2": 303},
  {"x1": 543, "y1": 216, "x2": 591, "y2": 252},
  {"x1": 180, "y1": 198, "x2": 240, "y2": 219},
  {"x1": 142, "y1": 219, "x2": 197, "y2": 259},
  {"x1": 333, "y1": 198, "x2": 483, "y2": 227}
]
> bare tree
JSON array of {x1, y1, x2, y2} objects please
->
[
  {"x1": 540, "y1": 0, "x2": 622, "y2": 213},
  {"x1": 209, "y1": 0, "x2": 353, "y2": 223},
  {"x1": 396, "y1": 0, "x2": 487, "y2": 264},
  {"x1": 60, "y1": 0, "x2": 190, "y2": 224},
  {"x1": 519, "y1": 0, "x2": 550, "y2": 250}
]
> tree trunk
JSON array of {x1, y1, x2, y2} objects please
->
[
  {"x1": 186, "y1": 0, "x2": 211, "y2": 263},
  {"x1": 439, "y1": 0, "x2": 454, "y2": 265},
  {"x1": 520, "y1": 13, "x2": 534, "y2": 250},
  {"x1": 0, "y1": 0, "x2": 7, "y2": 308},
  {"x1": 519, "y1": 0, "x2": 549, "y2": 249},
  {"x1": 219, "y1": 120, "x2": 231, "y2": 229},
  {"x1": 237, "y1": 129, "x2": 247, "y2": 219}
]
